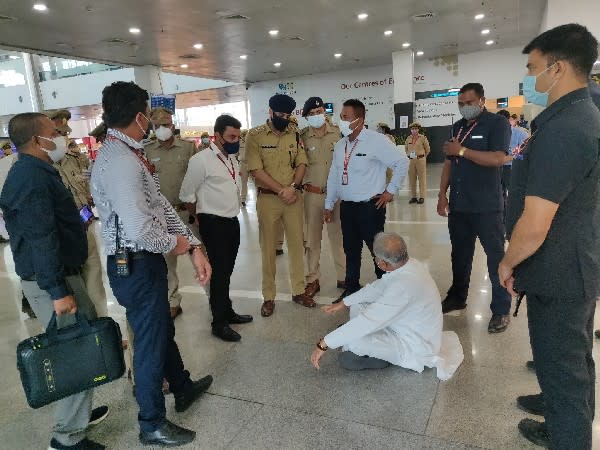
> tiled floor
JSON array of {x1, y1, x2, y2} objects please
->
[{"x1": 0, "y1": 164, "x2": 598, "y2": 449}]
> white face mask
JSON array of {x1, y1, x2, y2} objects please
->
[
  {"x1": 306, "y1": 114, "x2": 326, "y2": 129},
  {"x1": 38, "y1": 136, "x2": 67, "y2": 163},
  {"x1": 155, "y1": 125, "x2": 173, "y2": 142},
  {"x1": 339, "y1": 118, "x2": 358, "y2": 137},
  {"x1": 201, "y1": 137, "x2": 210, "y2": 145}
]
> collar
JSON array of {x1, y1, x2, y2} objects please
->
[
  {"x1": 210, "y1": 142, "x2": 234, "y2": 160},
  {"x1": 18, "y1": 152, "x2": 58, "y2": 174},
  {"x1": 264, "y1": 119, "x2": 295, "y2": 135},
  {"x1": 532, "y1": 88, "x2": 590, "y2": 129},
  {"x1": 107, "y1": 128, "x2": 144, "y2": 150}
]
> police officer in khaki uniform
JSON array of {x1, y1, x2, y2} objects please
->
[
  {"x1": 145, "y1": 107, "x2": 198, "y2": 319},
  {"x1": 299, "y1": 97, "x2": 346, "y2": 297},
  {"x1": 405, "y1": 122, "x2": 431, "y2": 204},
  {"x1": 199, "y1": 131, "x2": 211, "y2": 151},
  {"x1": 48, "y1": 109, "x2": 72, "y2": 136},
  {"x1": 246, "y1": 94, "x2": 313, "y2": 317}
]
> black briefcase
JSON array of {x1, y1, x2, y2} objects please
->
[{"x1": 16, "y1": 312, "x2": 126, "y2": 409}]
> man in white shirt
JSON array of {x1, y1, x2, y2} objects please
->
[
  {"x1": 310, "y1": 232, "x2": 463, "y2": 380},
  {"x1": 180, "y1": 115, "x2": 253, "y2": 342}
]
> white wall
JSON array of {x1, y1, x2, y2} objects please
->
[
  {"x1": 0, "y1": 85, "x2": 36, "y2": 116},
  {"x1": 542, "y1": 0, "x2": 600, "y2": 38},
  {"x1": 161, "y1": 73, "x2": 238, "y2": 95}
]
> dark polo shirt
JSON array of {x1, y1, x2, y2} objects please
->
[{"x1": 506, "y1": 88, "x2": 600, "y2": 299}]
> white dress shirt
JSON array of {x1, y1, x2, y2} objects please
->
[
  {"x1": 324, "y1": 258, "x2": 464, "y2": 380},
  {"x1": 325, "y1": 127, "x2": 409, "y2": 210},
  {"x1": 179, "y1": 143, "x2": 240, "y2": 218}
]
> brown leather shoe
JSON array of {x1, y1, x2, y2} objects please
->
[
  {"x1": 304, "y1": 280, "x2": 320, "y2": 297},
  {"x1": 170, "y1": 306, "x2": 183, "y2": 319},
  {"x1": 336, "y1": 280, "x2": 346, "y2": 289},
  {"x1": 261, "y1": 300, "x2": 275, "y2": 317},
  {"x1": 292, "y1": 293, "x2": 317, "y2": 308}
]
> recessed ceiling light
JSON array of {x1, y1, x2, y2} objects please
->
[
  {"x1": 384, "y1": 30, "x2": 393, "y2": 36},
  {"x1": 180, "y1": 64, "x2": 188, "y2": 68},
  {"x1": 334, "y1": 53, "x2": 342, "y2": 58},
  {"x1": 273, "y1": 62, "x2": 282, "y2": 67},
  {"x1": 402, "y1": 42, "x2": 411, "y2": 48},
  {"x1": 486, "y1": 40, "x2": 494, "y2": 45},
  {"x1": 475, "y1": 13, "x2": 485, "y2": 20},
  {"x1": 193, "y1": 43, "x2": 203, "y2": 49},
  {"x1": 33, "y1": 4, "x2": 47, "y2": 11},
  {"x1": 240, "y1": 54, "x2": 248, "y2": 60},
  {"x1": 357, "y1": 13, "x2": 368, "y2": 20},
  {"x1": 416, "y1": 51, "x2": 424, "y2": 56},
  {"x1": 269, "y1": 30, "x2": 279, "y2": 36},
  {"x1": 9, "y1": 55, "x2": 19, "y2": 60},
  {"x1": 129, "y1": 27, "x2": 141, "y2": 34},
  {"x1": 481, "y1": 29, "x2": 490, "y2": 35}
]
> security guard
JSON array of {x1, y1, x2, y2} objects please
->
[
  {"x1": 246, "y1": 94, "x2": 313, "y2": 317},
  {"x1": 238, "y1": 129, "x2": 249, "y2": 206},
  {"x1": 405, "y1": 122, "x2": 431, "y2": 204},
  {"x1": 199, "y1": 131, "x2": 211, "y2": 150},
  {"x1": 300, "y1": 97, "x2": 346, "y2": 297},
  {"x1": 145, "y1": 107, "x2": 198, "y2": 319},
  {"x1": 48, "y1": 109, "x2": 72, "y2": 136}
]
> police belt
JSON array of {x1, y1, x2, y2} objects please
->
[{"x1": 303, "y1": 184, "x2": 326, "y2": 195}]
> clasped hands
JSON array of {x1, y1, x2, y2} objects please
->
[{"x1": 278, "y1": 186, "x2": 297, "y2": 205}]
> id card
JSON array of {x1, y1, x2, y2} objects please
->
[
  {"x1": 409, "y1": 151, "x2": 417, "y2": 159},
  {"x1": 342, "y1": 172, "x2": 349, "y2": 185}
]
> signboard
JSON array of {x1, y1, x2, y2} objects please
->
[
  {"x1": 151, "y1": 94, "x2": 176, "y2": 113},
  {"x1": 414, "y1": 88, "x2": 460, "y2": 127}
]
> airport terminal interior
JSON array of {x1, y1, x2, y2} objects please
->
[{"x1": 1, "y1": 0, "x2": 600, "y2": 449}]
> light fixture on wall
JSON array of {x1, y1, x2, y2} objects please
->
[
  {"x1": 269, "y1": 30, "x2": 279, "y2": 36},
  {"x1": 273, "y1": 62, "x2": 282, "y2": 67},
  {"x1": 486, "y1": 40, "x2": 495, "y2": 45},
  {"x1": 402, "y1": 42, "x2": 410, "y2": 48},
  {"x1": 416, "y1": 51, "x2": 424, "y2": 56}
]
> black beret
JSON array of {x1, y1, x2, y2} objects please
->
[
  {"x1": 301, "y1": 97, "x2": 324, "y2": 117},
  {"x1": 269, "y1": 94, "x2": 296, "y2": 114}
]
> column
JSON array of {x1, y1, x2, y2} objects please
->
[
  {"x1": 392, "y1": 50, "x2": 414, "y2": 131},
  {"x1": 133, "y1": 66, "x2": 165, "y2": 94}
]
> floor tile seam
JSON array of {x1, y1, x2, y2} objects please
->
[
  {"x1": 424, "y1": 380, "x2": 440, "y2": 432},
  {"x1": 209, "y1": 394, "x2": 267, "y2": 449}
]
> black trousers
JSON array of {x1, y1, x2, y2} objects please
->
[
  {"x1": 447, "y1": 211, "x2": 511, "y2": 315},
  {"x1": 501, "y1": 165, "x2": 512, "y2": 224},
  {"x1": 198, "y1": 213, "x2": 240, "y2": 329},
  {"x1": 527, "y1": 293, "x2": 595, "y2": 449},
  {"x1": 340, "y1": 199, "x2": 386, "y2": 292}
]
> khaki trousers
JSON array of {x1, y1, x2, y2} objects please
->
[
  {"x1": 408, "y1": 158, "x2": 427, "y2": 198},
  {"x1": 82, "y1": 225, "x2": 108, "y2": 317},
  {"x1": 257, "y1": 193, "x2": 305, "y2": 300},
  {"x1": 304, "y1": 193, "x2": 345, "y2": 283}
]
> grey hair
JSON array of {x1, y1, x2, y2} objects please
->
[{"x1": 373, "y1": 232, "x2": 408, "y2": 266}]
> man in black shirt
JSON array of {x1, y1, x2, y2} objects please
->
[
  {"x1": 500, "y1": 24, "x2": 600, "y2": 449},
  {"x1": 0, "y1": 113, "x2": 107, "y2": 450},
  {"x1": 438, "y1": 83, "x2": 512, "y2": 333}
]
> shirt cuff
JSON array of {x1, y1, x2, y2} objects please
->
[
  {"x1": 48, "y1": 281, "x2": 70, "y2": 301},
  {"x1": 164, "y1": 235, "x2": 178, "y2": 253},
  {"x1": 179, "y1": 193, "x2": 196, "y2": 203},
  {"x1": 323, "y1": 328, "x2": 344, "y2": 349}
]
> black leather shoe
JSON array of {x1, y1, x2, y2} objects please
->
[
  {"x1": 275, "y1": 249, "x2": 284, "y2": 256},
  {"x1": 517, "y1": 393, "x2": 544, "y2": 416},
  {"x1": 417, "y1": 198, "x2": 425, "y2": 204},
  {"x1": 333, "y1": 287, "x2": 360, "y2": 304},
  {"x1": 488, "y1": 314, "x2": 510, "y2": 333},
  {"x1": 518, "y1": 419, "x2": 550, "y2": 448},
  {"x1": 441, "y1": 296, "x2": 467, "y2": 314},
  {"x1": 212, "y1": 325, "x2": 241, "y2": 342},
  {"x1": 174, "y1": 376, "x2": 213, "y2": 412},
  {"x1": 409, "y1": 197, "x2": 418, "y2": 204},
  {"x1": 139, "y1": 420, "x2": 196, "y2": 447},
  {"x1": 228, "y1": 314, "x2": 253, "y2": 324}
]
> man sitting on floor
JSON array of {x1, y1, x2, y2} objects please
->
[{"x1": 310, "y1": 232, "x2": 463, "y2": 380}]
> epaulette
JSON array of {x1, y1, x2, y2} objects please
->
[{"x1": 248, "y1": 124, "x2": 269, "y2": 136}]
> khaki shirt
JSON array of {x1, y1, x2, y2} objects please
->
[
  {"x1": 245, "y1": 121, "x2": 308, "y2": 188},
  {"x1": 55, "y1": 152, "x2": 91, "y2": 209},
  {"x1": 238, "y1": 139, "x2": 247, "y2": 164},
  {"x1": 145, "y1": 138, "x2": 197, "y2": 206},
  {"x1": 405, "y1": 134, "x2": 431, "y2": 158},
  {"x1": 300, "y1": 120, "x2": 340, "y2": 188}
]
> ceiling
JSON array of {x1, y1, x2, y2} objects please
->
[{"x1": 0, "y1": 0, "x2": 547, "y2": 84}]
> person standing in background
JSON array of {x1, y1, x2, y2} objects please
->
[
  {"x1": 198, "y1": 131, "x2": 211, "y2": 151},
  {"x1": 145, "y1": 107, "x2": 198, "y2": 320},
  {"x1": 405, "y1": 122, "x2": 431, "y2": 205},
  {"x1": 376, "y1": 122, "x2": 396, "y2": 144}
]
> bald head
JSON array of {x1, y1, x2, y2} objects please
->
[{"x1": 373, "y1": 232, "x2": 408, "y2": 267}]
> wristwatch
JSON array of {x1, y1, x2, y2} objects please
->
[
  {"x1": 188, "y1": 244, "x2": 204, "y2": 255},
  {"x1": 458, "y1": 147, "x2": 467, "y2": 157},
  {"x1": 291, "y1": 182, "x2": 303, "y2": 191},
  {"x1": 316, "y1": 338, "x2": 328, "y2": 351}
]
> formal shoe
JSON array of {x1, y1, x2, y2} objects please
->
[
  {"x1": 21, "y1": 296, "x2": 36, "y2": 319},
  {"x1": 518, "y1": 419, "x2": 550, "y2": 448},
  {"x1": 212, "y1": 325, "x2": 241, "y2": 342},
  {"x1": 170, "y1": 306, "x2": 183, "y2": 319},
  {"x1": 441, "y1": 296, "x2": 467, "y2": 314},
  {"x1": 595, "y1": 329, "x2": 600, "y2": 339},
  {"x1": 261, "y1": 300, "x2": 275, "y2": 317},
  {"x1": 139, "y1": 420, "x2": 196, "y2": 447},
  {"x1": 49, "y1": 438, "x2": 105, "y2": 450},
  {"x1": 228, "y1": 313, "x2": 253, "y2": 324},
  {"x1": 88, "y1": 405, "x2": 110, "y2": 427},
  {"x1": 275, "y1": 249, "x2": 284, "y2": 256},
  {"x1": 408, "y1": 197, "x2": 418, "y2": 204},
  {"x1": 336, "y1": 280, "x2": 346, "y2": 289},
  {"x1": 304, "y1": 279, "x2": 320, "y2": 297},
  {"x1": 333, "y1": 288, "x2": 357, "y2": 304},
  {"x1": 526, "y1": 360, "x2": 536, "y2": 372},
  {"x1": 517, "y1": 393, "x2": 545, "y2": 416},
  {"x1": 292, "y1": 293, "x2": 317, "y2": 308},
  {"x1": 174, "y1": 375, "x2": 213, "y2": 413},
  {"x1": 417, "y1": 198, "x2": 425, "y2": 204},
  {"x1": 488, "y1": 314, "x2": 510, "y2": 333}
]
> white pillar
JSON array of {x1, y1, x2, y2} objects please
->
[
  {"x1": 133, "y1": 66, "x2": 164, "y2": 94},
  {"x1": 22, "y1": 52, "x2": 43, "y2": 112},
  {"x1": 391, "y1": 50, "x2": 415, "y2": 129}
]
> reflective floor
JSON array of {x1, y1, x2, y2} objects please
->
[{"x1": 0, "y1": 164, "x2": 598, "y2": 449}]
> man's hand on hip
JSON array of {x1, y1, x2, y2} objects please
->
[
  {"x1": 171, "y1": 234, "x2": 191, "y2": 256},
  {"x1": 53, "y1": 295, "x2": 77, "y2": 316},
  {"x1": 374, "y1": 191, "x2": 393, "y2": 209}
]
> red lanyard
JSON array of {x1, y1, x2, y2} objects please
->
[
  {"x1": 106, "y1": 135, "x2": 156, "y2": 174},
  {"x1": 216, "y1": 153, "x2": 236, "y2": 181},
  {"x1": 455, "y1": 121, "x2": 478, "y2": 145},
  {"x1": 343, "y1": 139, "x2": 360, "y2": 174}
]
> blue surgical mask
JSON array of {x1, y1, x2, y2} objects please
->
[
  {"x1": 523, "y1": 63, "x2": 557, "y2": 107},
  {"x1": 223, "y1": 141, "x2": 240, "y2": 154}
]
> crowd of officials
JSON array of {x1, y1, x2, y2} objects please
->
[{"x1": 0, "y1": 23, "x2": 598, "y2": 450}]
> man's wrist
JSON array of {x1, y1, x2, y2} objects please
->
[
  {"x1": 188, "y1": 244, "x2": 204, "y2": 255},
  {"x1": 316, "y1": 338, "x2": 329, "y2": 351},
  {"x1": 438, "y1": 190, "x2": 448, "y2": 198},
  {"x1": 459, "y1": 147, "x2": 467, "y2": 157}
]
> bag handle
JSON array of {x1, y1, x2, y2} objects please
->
[{"x1": 46, "y1": 310, "x2": 92, "y2": 344}]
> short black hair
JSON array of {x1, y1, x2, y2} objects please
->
[
  {"x1": 496, "y1": 110, "x2": 510, "y2": 119},
  {"x1": 523, "y1": 23, "x2": 598, "y2": 79},
  {"x1": 380, "y1": 125, "x2": 391, "y2": 134},
  {"x1": 8, "y1": 113, "x2": 46, "y2": 148},
  {"x1": 459, "y1": 83, "x2": 485, "y2": 98},
  {"x1": 214, "y1": 115, "x2": 242, "y2": 135},
  {"x1": 343, "y1": 99, "x2": 366, "y2": 119},
  {"x1": 102, "y1": 81, "x2": 149, "y2": 128}
]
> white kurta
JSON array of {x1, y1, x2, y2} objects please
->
[{"x1": 324, "y1": 258, "x2": 464, "y2": 380}]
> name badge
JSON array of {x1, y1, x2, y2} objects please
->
[
  {"x1": 471, "y1": 135, "x2": 483, "y2": 139},
  {"x1": 151, "y1": 157, "x2": 160, "y2": 162},
  {"x1": 409, "y1": 151, "x2": 417, "y2": 159}
]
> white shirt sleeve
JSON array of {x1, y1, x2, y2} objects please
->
[
  {"x1": 179, "y1": 154, "x2": 206, "y2": 204},
  {"x1": 325, "y1": 144, "x2": 341, "y2": 210},
  {"x1": 374, "y1": 135, "x2": 409, "y2": 194}
]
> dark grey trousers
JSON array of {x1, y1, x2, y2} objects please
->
[{"x1": 527, "y1": 293, "x2": 595, "y2": 450}]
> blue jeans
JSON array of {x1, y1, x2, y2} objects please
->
[{"x1": 107, "y1": 251, "x2": 191, "y2": 433}]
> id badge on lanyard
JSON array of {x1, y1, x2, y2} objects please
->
[{"x1": 342, "y1": 140, "x2": 359, "y2": 186}]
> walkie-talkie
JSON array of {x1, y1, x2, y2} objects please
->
[{"x1": 114, "y1": 214, "x2": 130, "y2": 277}]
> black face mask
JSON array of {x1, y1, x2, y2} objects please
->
[{"x1": 271, "y1": 115, "x2": 290, "y2": 132}]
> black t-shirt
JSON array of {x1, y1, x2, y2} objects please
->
[
  {"x1": 506, "y1": 88, "x2": 600, "y2": 299},
  {"x1": 449, "y1": 110, "x2": 511, "y2": 213}
]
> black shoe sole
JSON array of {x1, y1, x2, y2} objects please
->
[
  {"x1": 488, "y1": 325, "x2": 509, "y2": 334},
  {"x1": 518, "y1": 420, "x2": 550, "y2": 448},
  {"x1": 517, "y1": 402, "x2": 544, "y2": 417},
  {"x1": 139, "y1": 436, "x2": 195, "y2": 447},
  {"x1": 442, "y1": 304, "x2": 467, "y2": 314}
]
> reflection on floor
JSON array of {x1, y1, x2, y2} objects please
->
[{"x1": 0, "y1": 164, "x2": 597, "y2": 449}]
